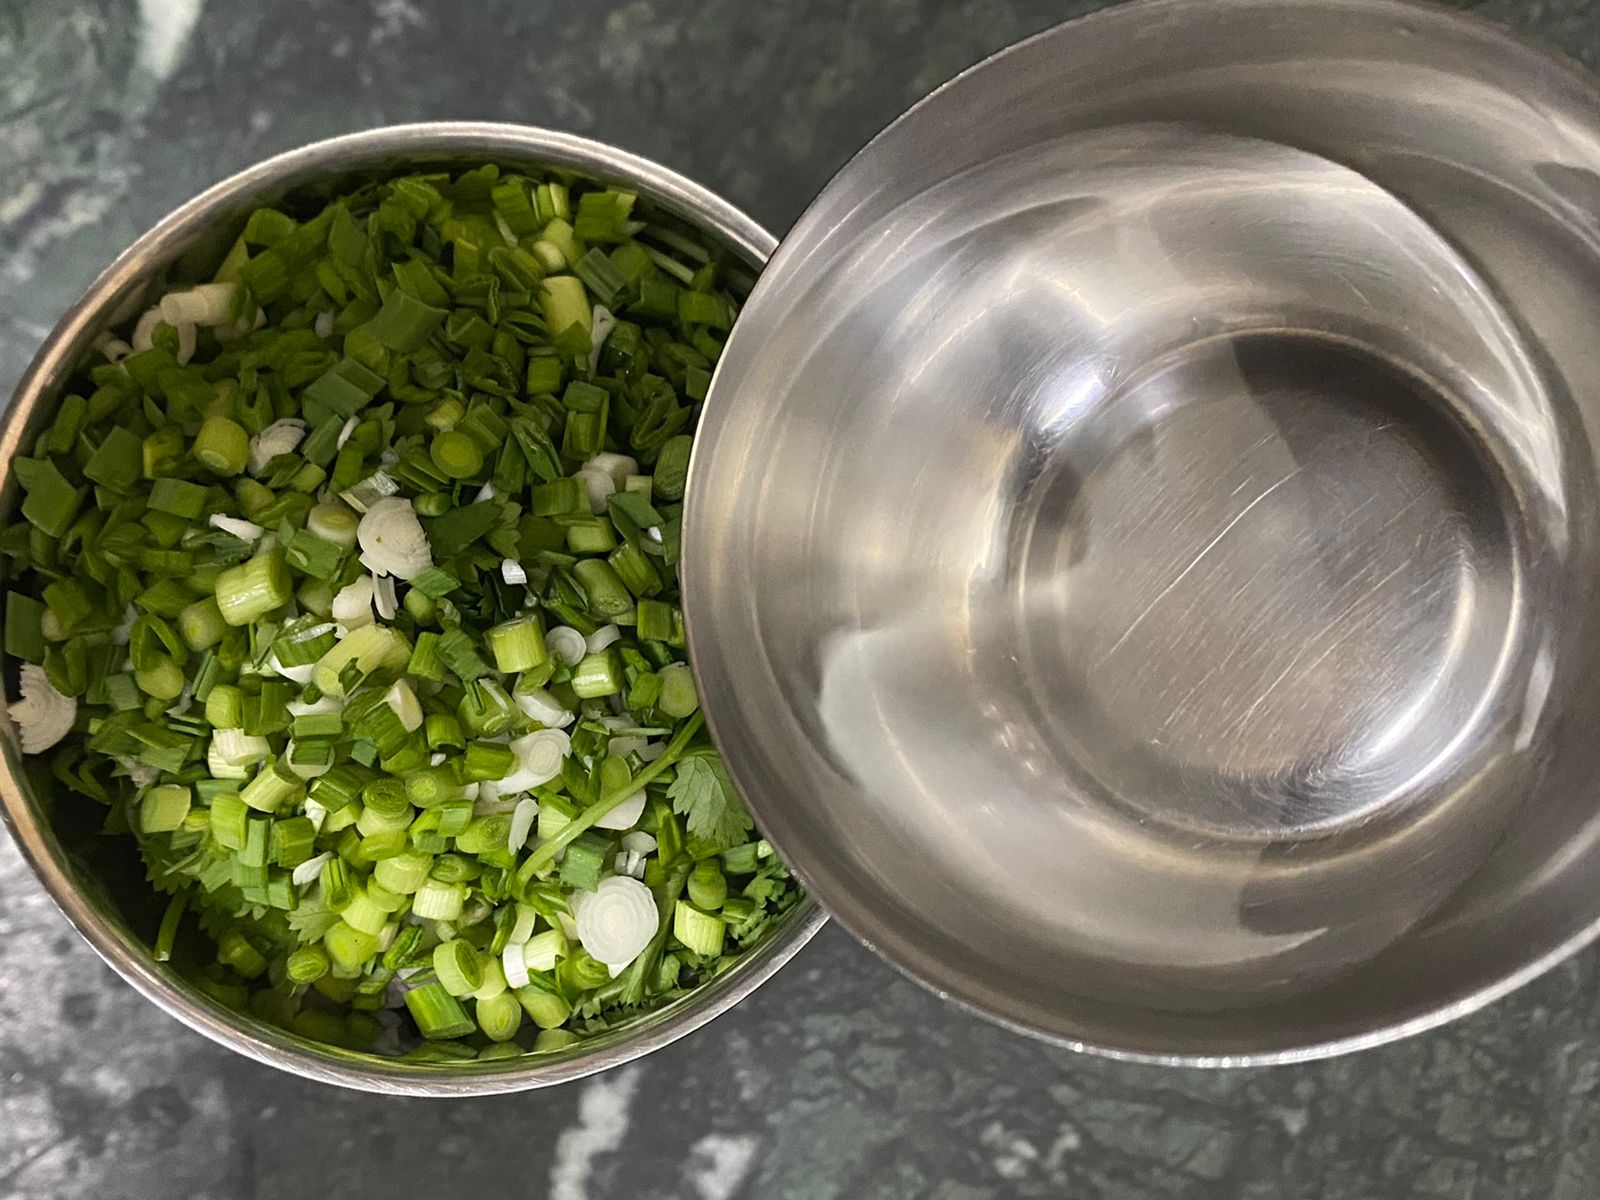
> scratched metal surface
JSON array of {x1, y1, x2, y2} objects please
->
[{"x1": 3, "y1": 1, "x2": 1600, "y2": 1197}]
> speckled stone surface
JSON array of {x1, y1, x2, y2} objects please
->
[{"x1": 5, "y1": 1, "x2": 1600, "y2": 1197}]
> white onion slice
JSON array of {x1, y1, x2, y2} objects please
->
[
  {"x1": 384, "y1": 680, "x2": 423, "y2": 732},
  {"x1": 292, "y1": 851, "x2": 334, "y2": 887},
  {"x1": 474, "y1": 482, "x2": 497, "y2": 503},
  {"x1": 357, "y1": 497, "x2": 433, "y2": 580},
  {"x1": 209, "y1": 513, "x2": 264, "y2": 541},
  {"x1": 577, "y1": 467, "x2": 615, "y2": 515},
  {"x1": 94, "y1": 332, "x2": 132, "y2": 361},
  {"x1": 502, "y1": 940, "x2": 531, "y2": 990},
  {"x1": 336, "y1": 415, "x2": 360, "y2": 450},
  {"x1": 620, "y1": 831, "x2": 658, "y2": 857},
  {"x1": 583, "y1": 452, "x2": 639, "y2": 489},
  {"x1": 269, "y1": 654, "x2": 316, "y2": 686},
  {"x1": 331, "y1": 576, "x2": 375, "y2": 628},
  {"x1": 174, "y1": 323, "x2": 197, "y2": 365},
  {"x1": 372, "y1": 573, "x2": 398, "y2": 620},
  {"x1": 131, "y1": 307, "x2": 163, "y2": 352},
  {"x1": 585, "y1": 624, "x2": 621, "y2": 654},
  {"x1": 109, "y1": 605, "x2": 138, "y2": 647},
  {"x1": 588, "y1": 304, "x2": 617, "y2": 375},
  {"x1": 494, "y1": 729, "x2": 572, "y2": 793},
  {"x1": 500, "y1": 558, "x2": 528, "y2": 586},
  {"x1": 508, "y1": 796, "x2": 539, "y2": 852},
  {"x1": 545, "y1": 626, "x2": 587, "y2": 667},
  {"x1": 314, "y1": 310, "x2": 336, "y2": 340},
  {"x1": 14, "y1": 665, "x2": 85, "y2": 753},
  {"x1": 575, "y1": 876, "x2": 658, "y2": 968},
  {"x1": 593, "y1": 790, "x2": 647, "y2": 831},
  {"x1": 249, "y1": 418, "x2": 307, "y2": 475},
  {"x1": 509, "y1": 904, "x2": 538, "y2": 946},
  {"x1": 160, "y1": 281, "x2": 237, "y2": 327},
  {"x1": 515, "y1": 686, "x2": 574, "y2": 729},
  {"x1": 607, "y1": 735, "x2": 646, "y2": 759}
]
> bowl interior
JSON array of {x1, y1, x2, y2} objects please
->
[
  {"x1": 0, "y1": 125, "x2": 821, "y2": 1094},
  {"x1": 685, "y1": 0, "x2": 1600, "y2": 1062}
]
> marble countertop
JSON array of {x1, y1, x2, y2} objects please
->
[{"x1": 4, "y1": 1, "x2": 1600, "y2": 1197}]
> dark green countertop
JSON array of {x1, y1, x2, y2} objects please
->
[{"x1": 3, "y1": 1, "x2": 1600, "y2": 1197}]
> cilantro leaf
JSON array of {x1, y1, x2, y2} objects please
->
[{"x1": 667, "y1": 752, "x2": 753, "y2": 850}]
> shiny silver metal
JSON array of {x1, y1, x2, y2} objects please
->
[
  {"x1": 0, "y1": 123, "x2": 823, "y2": 1095},
  {"x1": 685, "y1": 0, "x2": 1600, "y2": 1064}
]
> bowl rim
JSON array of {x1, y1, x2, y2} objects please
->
[
  {"x1": 0, "y1": 121, "x2": 825, "y2": 1095},
  {"x1": 681, "y1": 0, "x2": 1600, "y2": 1068}
]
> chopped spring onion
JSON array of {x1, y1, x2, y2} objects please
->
[
  {"x1": 215, "y1": 551, "x2": 292, "y2": 627},
  {"x1": 476, "y1": 991, "x2": 523, "y2": 1042},
  {"x1": 522, "y1": 928, "x2": 568, "y2": 973},
  {"x1": 434, "y1": 939, "x2": 484, "y2": 997},
  {"x1": 2, "y1": 161, "x2": 796, "y2": 1060},
  {"x1": 485, "y1": 616, "x2": 547, "y2": 674},
  {"x1": 673, "y1": 900, "x2": 726, "y2": 958},
  {"x1": 194, "y1": 415, "x2": 250, "y2": 477},
  {"x1": 308, "y1": 503, "x2": 359, "y2": 550},
  {"x1": 406, "y1": 981, "x2": 476, "y2": 1040}
]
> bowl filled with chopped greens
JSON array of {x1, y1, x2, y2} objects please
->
[{"x1": 0, "y1": 123, "x2": 822, "y2": 1093}]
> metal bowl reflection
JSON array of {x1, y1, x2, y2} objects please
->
[{"x1": 684, "y1": 0, "x2": 1600, "y2": 1062}]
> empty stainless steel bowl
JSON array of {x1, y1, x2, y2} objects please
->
[
  {"x1": 684, "y1": 0, "x2": 1600, "y2": 1062},
  {"x1": 0, "y1": 123, "x2": 823, "y2": 1094}
]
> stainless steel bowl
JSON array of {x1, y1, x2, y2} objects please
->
[
  {"x1": 684, "y1": 0, "x2": 1600, "y2": 1063},
  {"x1": 0, "y1": 123, "x2": 823, "y2": 1094}
]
